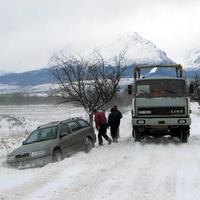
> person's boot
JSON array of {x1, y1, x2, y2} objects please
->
[{"x1": 108, "y1": 138, "x2": 112, "y2": 145}]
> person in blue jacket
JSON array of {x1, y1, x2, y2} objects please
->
[
  {"x1": 113, "y1": 105, "x2": 123, "y2": 138},
  {"x1": 108, "y1": 107, "x2": 120, "y2": 142}
]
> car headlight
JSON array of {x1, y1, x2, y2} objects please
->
[
  {"x1": 7, "y1": 155, "x2": 15, "y2": 162},
  {"x1": 31, "y1": 151, "x2": 46, "y2": 158}
]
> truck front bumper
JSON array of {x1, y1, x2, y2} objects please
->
[{"x1": 132, "y1": 117, "x2": 191, "y2": 126}]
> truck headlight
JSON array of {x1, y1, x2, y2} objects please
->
[
  {"x1": 137, "y1": 120, "x2": 145, "y2": 124},
  {"x1": 31, "y1": 151, "x2": 45, "y2": 158},
  {"x1": 178, "y1": 119, "x2": 186, "y2": 124}
]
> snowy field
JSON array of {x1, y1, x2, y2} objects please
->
[{"x1": 0, "y1": 103, "x2": 200, "y2": 200}]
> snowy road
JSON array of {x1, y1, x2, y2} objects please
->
[{"x1": 1, "y1": 103, "x2": 200, "y2": 200}]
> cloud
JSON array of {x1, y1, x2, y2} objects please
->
[{"x1": 1, "y1": 0, "x2": 200, "y2": 71}]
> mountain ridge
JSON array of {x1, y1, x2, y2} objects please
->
[{"x1": 0, "y1": 32, "x2": 200, "y2": 94}]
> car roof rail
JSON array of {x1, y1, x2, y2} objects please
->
[{"x1": 37, "y1": 121, "x2": 60, "y2": 129}]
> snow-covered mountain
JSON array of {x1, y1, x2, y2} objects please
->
[
  {"x1": 178, "y1": 49, "x2": 200, "y2": 77},
  {"x1": 0, "y1": 32, "x2": 199, "y2": 94},
  {"x1": 184, "y1": 50, "x2": 200, "y2": 68},
  {"x1": 96, "y1": 32, "x2": 174, "y2": 66}
]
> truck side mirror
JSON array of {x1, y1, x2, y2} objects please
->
[
  {"x1": 189, "y1": 84, "x2": 194, "y2": 94},
  {"x1": 128, "y1": 85, "x2": 132, "y2": 95}
]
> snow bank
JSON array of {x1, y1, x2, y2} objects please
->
[
  {"x1": 1, "y1": 103, "x2": 200, "y2": 200},
  {"x1": 0, "y1": 104, "x2": 87, "y2": 157}
]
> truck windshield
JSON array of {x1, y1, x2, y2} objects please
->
[
  {"x1": 24, "y1": 126, "x2": 58, "y2": 144},
  {"x1": 136, "y1": 79, "x2": 186, "y2": 97}
]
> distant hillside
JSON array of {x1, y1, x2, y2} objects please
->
[
  {"x1": 0, "y1": 68, "x2": 56, "y2": 86},
  {"x1": 0, "y1": 32, "x2": 200, "y2": 95}
]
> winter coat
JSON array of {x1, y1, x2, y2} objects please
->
[
  {"x1": 116, "y1": 110, "x2": 122, "y2": 125},
  {"x1": 116, "y1": 110, "x2": 122, "y2": 120},
  {"x1": 94, "y1": 112, "x2": 107, "y2": 129},
  {"x1": 108, "y1": 111, "x2": 120, "y2": 129}
]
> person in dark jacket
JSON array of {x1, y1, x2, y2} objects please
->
[
  {"x1": 94, "y1": 110, "x2": 112, "y2": 146},
  {"x1": 113, "y1": 105, "x2": 123, "y2": 139},
  {"x1": 108, "y1": 107, "x2": 120, "y2": 142}
]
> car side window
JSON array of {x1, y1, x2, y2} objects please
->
[
  {"x1": 67, "y1": 121, "x2": 82, "y2": 132},
  {"x1": 59, "y1": 124, "x2": 70, "y2": 136},
  {"x1": 77, "y1": 119, "x2": 89, "y2": 128}
]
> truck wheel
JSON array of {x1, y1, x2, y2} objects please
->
[
  {"x1": 132, "y1": 129, "x2": 135, "y2": 138},
  {"x1": 180, "y1": 128, "x2": 189, "y2": 143},
  {"x1": 133, "y1": 129, "x2": 141, "y2": 142}
]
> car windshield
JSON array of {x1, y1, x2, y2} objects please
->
[
  {"x1": 24, "y1": 126, "x2": 58, "y2": 144},
  {"x1": 136, "y1": 79, "x2": 186, "y2": 97}
]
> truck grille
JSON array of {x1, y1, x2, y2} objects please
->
[
  {"x1": 15, "y1": 152, "x2": 30, "y2": 159},
  {"x1": 137, "y1": 107, "x2": 185, "y2": 116}
]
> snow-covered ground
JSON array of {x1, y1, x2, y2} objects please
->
[{"x1": 0, "y1": 103, "x2": 200, "y2": 200}]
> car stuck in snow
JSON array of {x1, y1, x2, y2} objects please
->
[{"x1": 7, "y1": 117, "x2": 96, "y2": 168}]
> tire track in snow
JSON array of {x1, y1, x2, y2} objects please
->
[
  {"x1": 0, "y1": 157, "x2": 88, "y2": 200},
  {"x1": 42, "y1": 143, "x2": 178, "y2": 200}
]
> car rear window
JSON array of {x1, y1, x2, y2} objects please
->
[
  {"x1": 77, "y1": 119, "x2": 89, "y2": 128},
  {"x1": 67, "y1": 121, "x2": 82, "y2": 132}
]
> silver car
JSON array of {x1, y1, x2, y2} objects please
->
[{"x1": 7, "y1": 117, "x2": 96, "y2": 168}]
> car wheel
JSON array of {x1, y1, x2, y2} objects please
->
[
  {"x1": 52, "y1": 149, "x2": 62, "y2": 162},
  {"x1": 85, "y1": 137, "x2": 94, "y2": 153}
]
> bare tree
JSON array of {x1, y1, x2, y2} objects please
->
[{"x1": 49, "y1": 51, "x2": 126, "y2": 126}]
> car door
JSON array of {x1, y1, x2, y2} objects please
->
[
  {"x1": 66, "y1": 121, "x2": 83, "y2": 151},
  {"x1": 76, "y1": 119, "x2": 91, "y2": 145},
  {"x1": 58, "y1": 123, "x2": 74, "y2": 156}
]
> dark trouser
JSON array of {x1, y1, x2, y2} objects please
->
[
  {"x1": 110, "y1": 127, "x2": 118, "y2": 141},
  {"x1": 98, "y1": 124, "x2": 110, "y2": 145},
  {"x1": 110, "y1": 127, "x2": 118, "y2": 142},
  {"x1": 117, "y1": 128, "x2": 120, "y2": 138}
]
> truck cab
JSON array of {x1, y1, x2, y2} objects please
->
[{"x1": 129, "y1": 65, "x2": 191, "y2": 143}]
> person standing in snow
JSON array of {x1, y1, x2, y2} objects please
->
[
  {"x1": 108, "y1": 107, "x2": 120, "y2": 142},
  {"x1": 94, "y1": 110, "x2": 112, "y2": 146},
  {"x1": 113, "y1": 105, "x2": 123, "y2": 139}
]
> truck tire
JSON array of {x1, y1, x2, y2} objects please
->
[
  {"x1": 180, "y1": 127, "x2": 189, "y2": 143},
  {"x1": 132, "y1": 129, "x2": 135, "y2": 138},
  {"x1": 133, "y1": 129, "x2": 141, "y2": 142}
]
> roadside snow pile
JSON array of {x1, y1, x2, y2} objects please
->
[
  {"x1": 0, "y1": 115, "x2": 39, "y2": 137},
  {"x1": 0, "y1": 115, "x2": 40, "y2": 157},
  {"x1": 0, "y1": 135, "x2": 27, "y2": 157}
]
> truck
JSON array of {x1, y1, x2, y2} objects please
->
[{"x1": 128, "y1": 64, "x2": 191, "y2": 143}]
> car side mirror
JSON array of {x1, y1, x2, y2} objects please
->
[
  {"x1": 59, "y1": 132, "x2": 67, "y2": 138},
  {"x1": 128, "y1": 84, "x2": 132, "y2": 95},
  {"x1": 189, "y1": 84, "x2": 194, "y2": 94},
  {"x1": 22, "y1": 141, "x2": 25, "y2": 145}
]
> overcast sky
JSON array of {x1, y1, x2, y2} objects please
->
[{"x1": 1, "y1": 0, "x2": 200, "y2": 72}]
